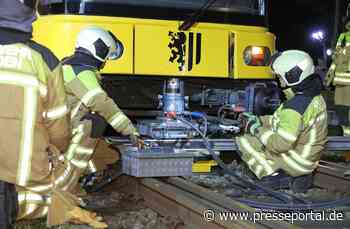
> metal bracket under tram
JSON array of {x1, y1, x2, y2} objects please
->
[{"x1": 108, "y1": 136, "x2": 350, "y2": 152}]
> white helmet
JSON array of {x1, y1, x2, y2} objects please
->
[
  {"x1": 76, "y1": 26, "x2": 124, "y2": 62},
  {"x1": 271, "y1": 50, "x2": 315, "y2": 87}
]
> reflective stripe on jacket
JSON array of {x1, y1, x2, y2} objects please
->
[
  {"x1": 238, "y1": 95, "x2": 327, "y2": 178},
  {"x1": 332, "y1": 33, "x2": 350, "y2": 86},
  {"x1": 62, "y1": 65, "x2": 137, "y2": 136},
  {"x1": 336, "y1": 32, "x2": 350, "y2": 48},
  {"x1": 0, "y1": 41, "x2": 71, "y2": 187}
]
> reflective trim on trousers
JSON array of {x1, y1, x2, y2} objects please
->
[
  {"x1": 17, "y1": 87, "x2": 37, "y2": 186},
  {"x1": 23, "y1": 203, "x2": 38, "y2": 218},
  {"x1": 288, "y1": 150, "x2": 316, "y2": 168},
  {"x1": 27, "y1": 183, "x2": 53, "y2": 193},
  {"x1": 281, "y1": 153, "x2": 314, "y2": 174},
  {"x1": 29, "y1": 163, "x2": 73, "y2": 193},
  {"x1": 65, "y1": 130, "x2": 85, "y2": 161},
  {"x1": 18, "y1": 192, "x2": 44, "y2": 204},
  {"x1": 88, "y1": 160, "x2": 97, "y2": 173},
  {"x1": 71, "y1": 159, "x2": 88, "y2": 169},
  {"x1": 36, "y1": 206, "x2": 49, "y2": 218},
  {"x1": 76, "y1": 146, "x2": 94, "y2": 155},
  {"x1": 259, "y1": 130, "x2": 274, "y2": 145},
  {"x1": 247, "y1": 158, "x2": 256, "y2": 167},
  {"x1": 247, "y1": 157, "x2": 264, "y2": 178},
  {"x1": 43, "y1": 104, "x2": 69, "y2": 120},
  {"x1": 255, "y1": 165, "x2": 264, "y2": 178},
  {"x1": 239, "y1": 137, "x2": 275, "y2": 176},
  {"x1": 54, "y1": 163, "x2": 73, "y2": 186}
]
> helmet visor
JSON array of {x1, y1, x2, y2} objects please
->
[{"x1": 108, "y1": 31, "x2": 124, "y2": 60}]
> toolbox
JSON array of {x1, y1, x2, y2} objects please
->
[{"x1": 122, "y1": 147, "x2": 193, "y2": 177}]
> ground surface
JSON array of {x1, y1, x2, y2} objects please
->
[{"x1": 15, "y1": 191, "x2": 171, "y2": 229}]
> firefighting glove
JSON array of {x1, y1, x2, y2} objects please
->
[
  {"x1": 67, "y1": 207, "x2": 108, "y2": 228},
  {"x1": 129, "y1": 133, "x2": 145, "y2": 149},
  {"x1": 246, "y1": 118, "x2": 262, "y2": 136},
  {"x1": 81, "y1": 112, "x2": 108, "y2": 138},
  {"x1": 241, "y1": 112, "x2": 261, "y2": 136}
]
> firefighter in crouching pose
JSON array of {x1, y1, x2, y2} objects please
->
[
  {"x1": 0, "y1": 0, "x2": 111, "y2": 228},
  {"x1": 237, "y1": 50, "x2": 328, "y2": 192},
  {"x1": 60, "y1": 26, "x2": 142, "y2": 185},
  {"x1": 17, "y1": 27, "x2": 142, "y2": 228}
]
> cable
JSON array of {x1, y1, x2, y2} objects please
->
[
  {"x1": 177, "y1": 117, "x2": 306, "y2": 204},
  {"x1": 186, "y1": 112, "x2": 208, "y2": 137},
  {"x1": 236, "y1": 197, "x2": 350, "y2": 211}
]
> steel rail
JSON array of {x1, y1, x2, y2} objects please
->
[
  {"x1": 107, "y1": 136, "x2": 350, "y2": 152},
  {"x1": 313, "y1": 160, "x2": 350, "y2": 192},
  {"x1": 137, "y1": 177, "x2": 296, "y2": 229}
]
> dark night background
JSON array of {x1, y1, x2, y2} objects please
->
[{"x1": 269, "y1": 0, "x2": 349, "y2": 64}]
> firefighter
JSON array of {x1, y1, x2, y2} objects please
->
[
  {"x1": 326, "y1": 3, "x2": 350, "y2": 135},
  {"x1": 17, "y1": 27, "x2": 141, "y2": 228},
  {"x1": 61, "y1": 26, "x2": 141, "y2": 175},
  {"x1": 0, "y1": 1, "x2": 108, "y2": 228},
  {"x1": 237, "y1": 50, "x2": 327, "y2": 191}
]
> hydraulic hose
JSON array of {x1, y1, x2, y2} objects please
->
[
  {"x1": 177, "y1": 117, "x2": 306, "y2": 204},
  {"x1": 236, "y1": 197, "x2": 350, "y2": 211},
  {"x1": 186, "y1": 111, "x2": 208, "y2": 137}
]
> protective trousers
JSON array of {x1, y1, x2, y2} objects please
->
[
  {"x1": 237, "y1": 133, "x2": 278, "y2": 179},
  {"x1": 16, "y1": 120, "x2": 106, "y2": 227}
]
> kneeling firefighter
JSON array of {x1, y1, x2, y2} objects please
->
[{"x1": 237, "y1": 50, "x2": 328, "y2": 191}]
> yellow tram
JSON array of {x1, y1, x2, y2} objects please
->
[{"x1": 34, "y1": 0, "x2": 275, "y2": 79}]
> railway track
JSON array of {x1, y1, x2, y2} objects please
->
[
  {"x1": 314, "y1": 160, "x2": 350, "y2": 193},
  {"x1": 111, "y1": 176, "x2": 295, "y2": 229},
  {"x1": 110, "y1": 174, "x2": 350, "y2": 228},
  {"x1": 104, "y1": 136, "x2": 350, "y2": 228},
  {"x1": 105, "y1": 161, "x2": 350, "y2": 229}
]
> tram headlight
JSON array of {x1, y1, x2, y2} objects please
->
[{"x1": 243, "y1": 46, "x2": 271, "y2": 66}]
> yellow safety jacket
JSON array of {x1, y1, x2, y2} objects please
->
[
  {"x1": 327, "y1": 31, "x2": 350, "y2": 105},
  {"x1": 62, "y1": 64, "x2": 138, "y2": 139},
  {"x1": 332, "y1": 45, "x2": 350, "y2": 86},
  {"x1": 0, "y1": 41, "x2": 71, "y2": 187},
  {"x1": 238, "y1": 91, "x2": 327, "y2": 179},
  {"x1": 328, "y1": 31, "x2": 350, "y2": 84}
]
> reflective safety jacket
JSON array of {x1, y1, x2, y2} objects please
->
[
  {"x1": 331, "y1": 45, "x2": 350, "y2": 86},
  {"x1": 336, "y1": 31, "x2": 350, "y2": 48},
  {"x1": 328, "y1": 31, "x2": 350, "y2": 87},
  {"x1": 237, "y1": 94, "x2": 327, "y2": 179},
  {"x1": 62, "y1": 64, "x2": 138, "y2": 136},
  {"x1": 0, "y1": 41, "x2": 71, "y2": 187}
]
